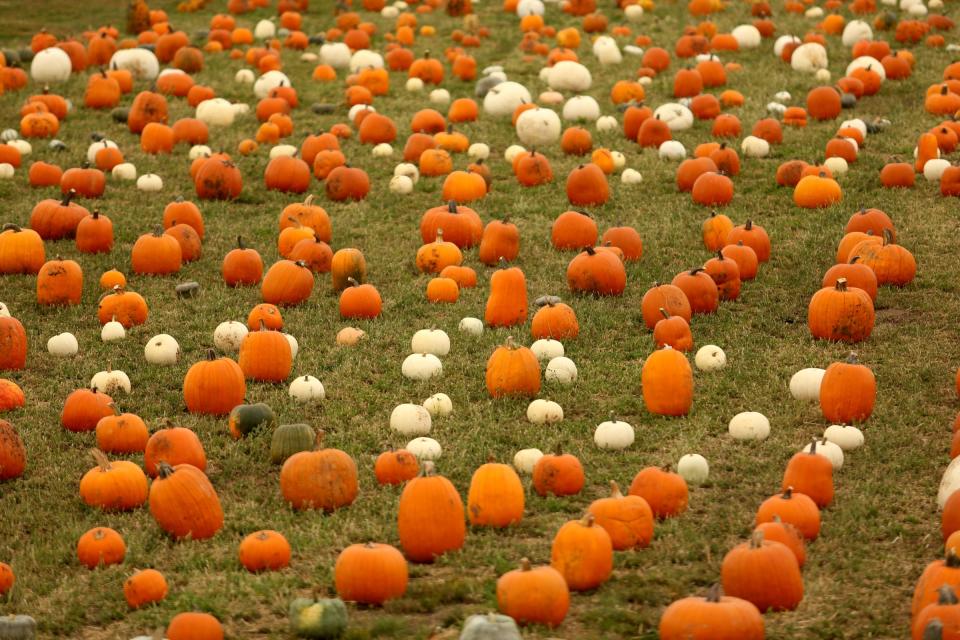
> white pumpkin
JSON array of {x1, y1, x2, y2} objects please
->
[
  {"x1": 232, "y1": 102, "x2": 250, "y2": 117},
  {"x1": 405, "y1": 77, "x2": 424, "y2": 92},
  {"x1": 429, "y1": 89, "x2": 451, "y2": 106},
  {"x1": 112, "y1": 163, "x2": 137, "y2": 181},
  {"x1": 658, "y1": 140, "x2": 687, "y2": 161},
  {"x1": 741, "y1": 136, "x2": 770, "y2": 158},
  {"x1": 406, "y1": 436, "x2": 442, "y2": 460},
  {"x1": 548, "y1": 61, "x2": 592, "y2": 92},
  {"x1": 516, "y1": 0, "x2": 545, "y2": 15},
  {"x1": 695, "y1": 345, "x2": 726, "y2": 371},
  {"x1": 625, "y1": 3, "x2": 644, "y2": 20},
  {"x1": 841, "y1": 19, "x2": 872, "y2": 46},
  {"x1": 526, "y1": 399, "x2": 564, "y2": 424},
  {"x1": 136, "y1": 173, "x2": 163, "y2": 192},
  {"x1": 774, "y1": 35, "x2": 802, "y2": 56},
  {"x1": 391, "y1": 403, "x2": 432, "y2": 435},
  {"x1": 611, "y1": 151, "x2": 626, "y2": 169},
  {"x1": 254, "y1": 18, "x2": 276, "y2": 39},
  {"x1": 621, "y1": 168, "x2": 643, "y2": 184},
  {"x1": 411, "y1": 329, "x2": 450, "y2": 356},
  {"x1": 109, "y1": 49, "x2": 160, "y2": 81},
  {"x1": 823, "y1": 424, "x2": 865, "y2": 451},
  {"x1": 381, "y1": 5, "x2": 400, "y2": 17},
  {"x1": 188, "y1": 145, "x2": 212, "y2": 160},
  {"x1": 653, "y1": 103, "x2": 694, "y2": 131},
  {"x1": 468, "y1": 143, "x2": 490, "y2": 160},
  {"x1": 47, "y1": 332, "x2": 78, "y2": 357},
  {"x1": 846, "y1": 56, "x2": 886, "y2": 80},
  {"x1": 624, "y1": 45, "x2": 645, "y2": 56},
  {"x1": 349, "y1": 50, "x2": 384, "y2": 74},
  {"x1": 840, "y1": 118, "x2": 868, "y2": 137},
  {"x1": 940, "y1": 458, "x2": 960, "y2": 507},
  {"x1": 594, "y1": 417, "x2": 635, "y2": 450},
  {"x1": 0, "y1": 164, "x2": 13, "y2": 179},
  {"x1": 516, "y1": 107, "x2": 562, "y2": 146},
  {"x1": 196, "y1": 98, "x2": 236, "y2": 127},
  {"x1": 144, "y1": 334, "x2": 180, "y2": 365},
  {"x1": 530, "y1": 339, "x2": 564, "y2": 362},
  {"x1": 393, "y1": 162, "x2": 420, "y2": 183},
  {"x1": 815, "y1": 68, "x2": 832, "y2": 83},
  {"x1": 805, "y1": 6, "x2": 824, "y2": 17},
  {"x1": 538, "y1": 91, "x2": 565, "y2": 105},
  {"x1": 766, "y1": 102, "x2": 787, "y2": 116},
  {"x1": 234, "y1": 69, "x2": 255, "y2": 84},
  {"x1": 677, "y1": 454, "x2": 709, "y2": 484},
  {"x1": 90, "y1": 369, "x2": 131, "y2": 395},
  {"x1": 423, "y1": 393, "x2": 453, "y2": 417},
  {"x1": 348, "y1": 105, "x2": 374, "y2": 122},
  {"x1": 790, "y1": 43, "x2": 829, "y2": 72},
  {"x1": 458, "y1": 317, "x2": 484, "y2": 336},
  {"x1": 372, "y1": 143, "x2": 393, "y2": 158},
  {"x1": 504, "y1": 145, "x2": 527, "y2": 163},
  {"x1": 823, "y1": 156, "x2": 848, "y2": 176},
  {"x1": 254, "y1": 70, "x2": 291, "y2": 99},
  {"x1": 728, "y1": 411, "x2": 770, "y2": 441},
  {"x1": 86, "y1": 140, "x2": 118, "y2": 164},
  {"x1": 100, "y1": 320, "x2": 126, "y2": 342},
  {"x1": 545, "y1": 356, "x2": 577, "y2": 384},
  {"x1": 483, "y1": 82, "x2": 532, "y2": 117},
  {"x1": 0, "y1": 302, "x2": 8, "y2": 317},
  {"x1": 802, "y1": 439, "x2": 844, "y2": 470},
  {"x1": 402, "y1": 353, "x2": 443, "y2": 380},
  {"x1": 731, "y1": 24, "x2": 762, "y2": 48},
  {"x1": 289, "y1": 375, "x2": 325, "y2": 402},
  {"x1": 300, "y1": 52, "x2": 318, "y2": 63},
  {"x1": 596, "y1": 115, "x2": 618, "y2": 132},
  {"x1": 389, "y1": 175, "x2": 414, "y2": 194},
  {"x1": 214, "y1": 321, "x2": 248, "y2": 352},
  {"x1": 320, "y1": 43, "x2": 352, "y2": 69},
  {"x1": 789, "y1": 368, "x2": 826, "y2": 401},
  {"x1": 6, "y1": 139, "x2": 29, "y2": 156},
  {"x1": 0, "y1": 130, "x2": 17, "y2": 142},
  {"x1": 513, "y1": 448, "x2": 544, "y2": 474},
  {"x1": 908, "y1": 2, "x2": 928, "y2": 15},
  {"x1": 268, "y1": 145, "x2": 297, "y2": 159},
  {"x1": 925, "y1": 159, "x2": 951, "y2": 182},
  {"x1": 284, "y1": 334, "x2": 299, "y2": 359},
  {"x1": 592, "y1": 36, "x2": 622, "y2": 65}
]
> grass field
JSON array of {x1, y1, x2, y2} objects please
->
[{"x1": 0, "y1": 0, "x2": 958, "y2": 638}]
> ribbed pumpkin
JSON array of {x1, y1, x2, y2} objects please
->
[
  {"x1": 532, "y1": 445, "x2": 585, "y2": 497},
  {"x1": 807, "y1": 278, "x2": 875, "y2": 343},
  {"x1": 238, "y1": 530, "x2": 291, "y2": 572},
  {"x1": 0, "y1": 420, "x2": 26, "y2": 481},
  {"x1": 588, "y1": 481, "x2": 655, "y2": 549},
  {"x1": 478, "y1": 219, "x2": 520, "y2": 266},
  {"x1": 659, "y1": 585, "x2": 765, "y2": 640},
  {"x1": 566, "y1": 246, "x2": 627, "y2": 296},
  {"x1": 721, "y1": 530, "x2": 804, "y2": 612},
  {"x1": 819, "y1": 353, "x2": 875, "y2": 423},
  {"x1": 144, "y1": 426, "x2": 206, "y2": 477},
  {"x1": 467, "y1": 458, "x2": 524, "y2": 527},
  {"x1": 419, "y1": 201, "x2": 483, "y2": 249},
  {"x1": 485, "y1": 338, "x2": 541, "y2": 398},
  {"x1": 485, "y1": 263, "x2": 528, "y2": 327},
  {"x1": 335, "y1": 543, "x2": 409, "y2": 605},
  {"x1": 781, "y1": 440, "x2": 834, "y2": 508},
  {"x1": 755, "y1": 487, "x2": 821, "y2": 541},
  {"x1": 183, "y1": 350, "x2": 246, "y2": 415},
  {"x1": 238, "y1": 322, "x2": 293, "y2": 382},
  {"x1": 79, "y1": 449, "x2": 148, "y2": 511},
  {"x1": 149, "y1": 462, "x2": 224, "y2": 540},
  {"x1": 550, "y1": 514, "x2": 613, "y2": 591},
  {"x1": 496, "y1": 559, "x2": 570, "y2": 627},
  {"x1": 280, "y1": 431, "x2": 358, "y2": 511},
  {"x1": 913, "y1": 552, "x2": 960, "y2": 618},
  {"x1": 261, "y1": 260, "x2": 314, "y2": 306},
  {"x1": 397, "y1": 462, "x2": 466, "y2": 563}
]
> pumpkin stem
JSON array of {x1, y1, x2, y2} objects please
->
[
  {"x1": 881, "y1": 228, "x2": 893, "y2": 246},
  {"x1": 347, "y1": 277, "x2": 360, "y2": 287},
  {"x1": 435, "y1": 228, "x2": 444, "y2": 241},
  {"x1": 849, "y1": 255, "x2": 860, "y2": 265},
  {"x1": 552, "y1": 441, "x2": 563, "y2": 456},
  {"x1": 580, "y1": 513, "x2": 596, "y2": 527},
  {"x1": 107, "y1": 401, "x2": 119, "y2": 416},
  {"x1": 938, "y1": 584, "x2": 959, "y2": 606},
  {"x1": 609, "y1": 480, "x2": 623, "y2": 498},
  {"x1": 744, "y1": 219, "x2": 753, "y2": 230},
  {"x1": 421, "y1": 460, "x2": 436, "y2": 476},
  {"x1": 498, "y1": 256, "x2": 508, "y2": 268},
  {"x1": 783, "y1": 486, "x2": 794, "y2": 499},
  {"x1": 809, "y1": 438, "x2": 818, "y2": 455},
  {"x1": 835, "y1": 277, "x2": 848, "y2": 292},
  {"x1": 659, "y1": 307, "x2": 670, "y2": 320},
  {"x1": 446, "y1": 200, "x2": 458, "y2": 213},
  {"x1": 237, "y1": 236, "x2": 246, "y2": 250},
  {"x1": 91, "y1": 449, "x2": 111, "y2": 472},
  {"x1": 688, "y1": 267, "x2": 705, "y2": 276},
  {"x1": 925, "y1": 619, "x2": 945, "y2": 640},
  {"x1": 584, "y1": 246, "x2": 596, "y2": 256},
  {"x1": 519, "y1": 557, "x2": 532, "y2": 572},
  {"x1": 157, "y1": 461, "x2": 175, "y2": 479},
  {"x1": 62, "y1": 189, "x2": 76, "y2": 206},
  {"x1": 948, "y1": 549, "x2": 960, "y2": 568},
  {"x1": 846, "y1": 352, "x2": 859, "y2": 365},
  {"x1": 315, "y1": 429, "x2": 325, "y2": 450},
  {"x1": 705, "y1": 584, "x2": 722, "y2": 603},
  {"x1": 750, "y1": 529, "x2": 765, "y2": 548},
  {"x1": 258, "y1": 319, "x2": 268, "y2": 331},
  {"x1": 205, "y1": 348, "x2": 217, "y2": 361},
  {"x1": 1, "y1": 223, "x2": 22, "y2": 232}
]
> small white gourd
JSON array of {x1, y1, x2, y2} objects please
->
[
  {"x1": 677, "y1": 454, "x2": 709, "y2": 484},
  {"x1": 402, "y1": 353, "x2": 443, "y2": 380},
  {"x1": 47, "y1": 332, "x2": 78, "y2": 357},
  {"x1": 144, "y1": 334, "x2": 180, "y2": 365},
  {"x1": 695, "y1": 345, "x2": 727, "y2": 371},
  {"x1": 406, "y1": 436, "x2": 442, "y2": 460},
  {"x1": 214, "y1": 321, "x2": 248, "y2": 352},
  {"x1": 545, "y1": 356, "x2": 577, "y2": 384},
  {"x1": 458, "y1": 317, "x2": 483, "y2": 336},
  {"x1": 513, "y1": 448, "x2": 544, "y2": 474},
  {"x1": 526, "y1": 399, "x2": 564, "y2": 424},
  {"x1": 422, "y1": 393, "x2": 453, "y2": 417},
  {"x1": 530, "y1": 339, "x2": 564, "y2": 362},
  {"x1": 289, "y1": 375, "x2": 325, "y2": 402},
  {"x1": 594, "y1": 415, "x2": 635, "y2": 450},
  {"x1": 411, "y1": 329, "x2": 450, "y2": 356},
  {"x1": 728, "y1": 411, "x2": 770, "y2": 441}
]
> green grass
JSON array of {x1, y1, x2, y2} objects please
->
[{"x1": 0, "y1": 0, "x2": 958, "y2": 638}]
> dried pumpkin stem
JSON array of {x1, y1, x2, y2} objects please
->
[{"x1": 91, "y1": 449, "x2": 111, "y2": 472}]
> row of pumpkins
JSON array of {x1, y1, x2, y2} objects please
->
[{"x1": 0, "y1": 0, "x2": 955, "y2": 636}]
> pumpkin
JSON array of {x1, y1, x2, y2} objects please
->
[
  {"x1": 0, "y1": 380, "x2": 25, "y2": 413},
  {"x1": 628, "y1": 464, "x2": 688, "y2": 518},
  {"x1": 754, "y1": 518, "x2": 806, "y2": 568},
  {"x1": 654, "y1": 309, "x2": 693, "y2": 351},
  {"x1": 167, "y1": 613, "x2": 224, "y2": 640},
  {"x1": 79, "y1": 449, "x2": 148, "y2": 511},
  {"x1": 124, "y1": 569, "x2": 168, "y2": 609},
  {"x1": 77, "y1": 526, "x2": 126, "y2": 568},
  {"x1": 97, "y1": 286, "x2": 148, "y2": 328},
  {"x1": 781, "y1": 440, "x2": 835, "y2": 508},
  {"x1": 486, "y1": 338, "x2": 541, "y2": 398},
  {"x1": 326, "y1": 165, "x2": 370, "y2": 201},
  {"x1": 149, "y1": 462, "x2": 223, "y2": 540},
  {"x1": 397, "y1": 461, "x2": 465, "y2": 562},
  {"x1": 30, "y1": 190, "x2": 88, "y2": 240},
  {"x1": 416, "y1": 229, "x2": 463, "y2": 274},
  {"x1": 375, "y1": 448, "x2": 420, "y2": 485},
  {"x1": 0, "y1": 420, "x2": 26, "y2": 481},
  {"x1": 239, "y1": 322, "x2": 293, "y2": 382},
  {"x1": 61, "y1": 388, "x2": 114, "y2": 432},
  {"x1": 262, "y1": 260, "x2": 314, "y2": 307},
  {"x1": 755, "y1": 487, "x2": 821, "y2": 540},
  {"x1": 659, "y1": 585, "x2": 765, "y2": 640},
  {"x1": 551, "y1": 209, "x2": 598, "y2": 250},
  {"x1": 822, "y1": 258, "x2": 878, "y2": 301},
  {"x1": 183, "y1": 350, "x2": 246, "y2": 415},
  {"x1": 567, "y1": 246, "x2": 626, "y2": 296},
  {"x1": 228, "y1": 403, "x2": 277, "y2": 439},
  {"x1": 672, "y1": 268, "x2": 719, "y2": 314},
  {"x1": 913, "y1": 552, "x2": 960, "y2": 617},
  {"x1": 144, "y1": 426, "x2": 206, "y2": 477},
  {"x1": 849, "y1": 229, "x2": 916, "y2": 286},
  {"x1": 194, "y1": 158, "x2": 243, "y2": 200},
  {"x1": 95, "y1": 405, "x2": 149, "y2": 453},
  {"x1": 532, "y1": 445, "x2": 584, "y2": 496},
  {"x1": 460, "y1": 614, "x2": 521, "y2": 640},
  {"x1": 641, "y1": 283, "x2": 692, "y2": 329},
  {"x1": 566, "y1": 163, "x2": 609, "y2": 205},
  {"x1": 238, "y1": 530, "x2": 291, "y2": 572},
  {"x1": 820, "y1": 353, "x2": 876, "y2": 423},
  {"x1": 588, "y1": 481, "x2": 655, "y2": 549},
  {"x1": 339, "y1": 279, "x2": 382, "y2": 319},
  {"x1": 726, "y1": 220, "x2": 770, "y2": 262},
  {"x1": 478, "y1": 219, "x2": 520, "y2": 266},
  {"x1": 467, "y1": 457, "x2": 525, "y2": 527},
  {"x1": 794, "y1": 172, "x2": 843, "y2": 208},
  {"x1": 485, "y1": 263, "x2": 528, "y2": 327},
  {"x1": 288, "y1": 597, "x2": 348, "y2": 639},
  {"x1": 75, "y1": 211, "x2": 114, "y2": 254},
  {"x1": 270, "y1": 423, "x2": 316, "y2": 465},
  {"x1": 642, "y1": 346, "x2": 693, "y2": 416},
  {"x1": 420, "y1": 201, "x2": 483, "y2": 248},
  {"x1": 280, "y1": 430, "x2": 357, "y2": 511},
  {"x1": 335, "y1": 543, "x2": 408, "y2": 605},
  {"x1": 602, "y1": 225, "x2": 643, "y2": 261},
  {"x1": 550, "y1": 514, "x2": 613, "y2": 591},
  {"x1": 912, "y1": 586, "x2": 960, "y2": 640},
  {"x1": 496, "y1": 558, "x2": 569, "y2": 627},
  {"x1": 127, "y1": 89, "x2": 168, "y2": 134},
  {"x1": 721, "y1": 530, "x2": 804, "y2": 612},
  {"x1": 531, "y1": 296, "x2": 579, "y2": 340}
]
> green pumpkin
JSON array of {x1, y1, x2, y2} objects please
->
[
  {"x1": 289, "y1": 597, "x2": 348, "y2": 639},
  {"x1": 270, "y1": 424, "x2": 315, "y2": 464},
  {"x1": 0, "y1": 615, "x2": 36, "y2": 640},
  {"x1": 459, "y1": 614, "x2": 521, "y2": 640},
  {"x1": 229, "y1": 402, "x2": 277, "y2": 439}
]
